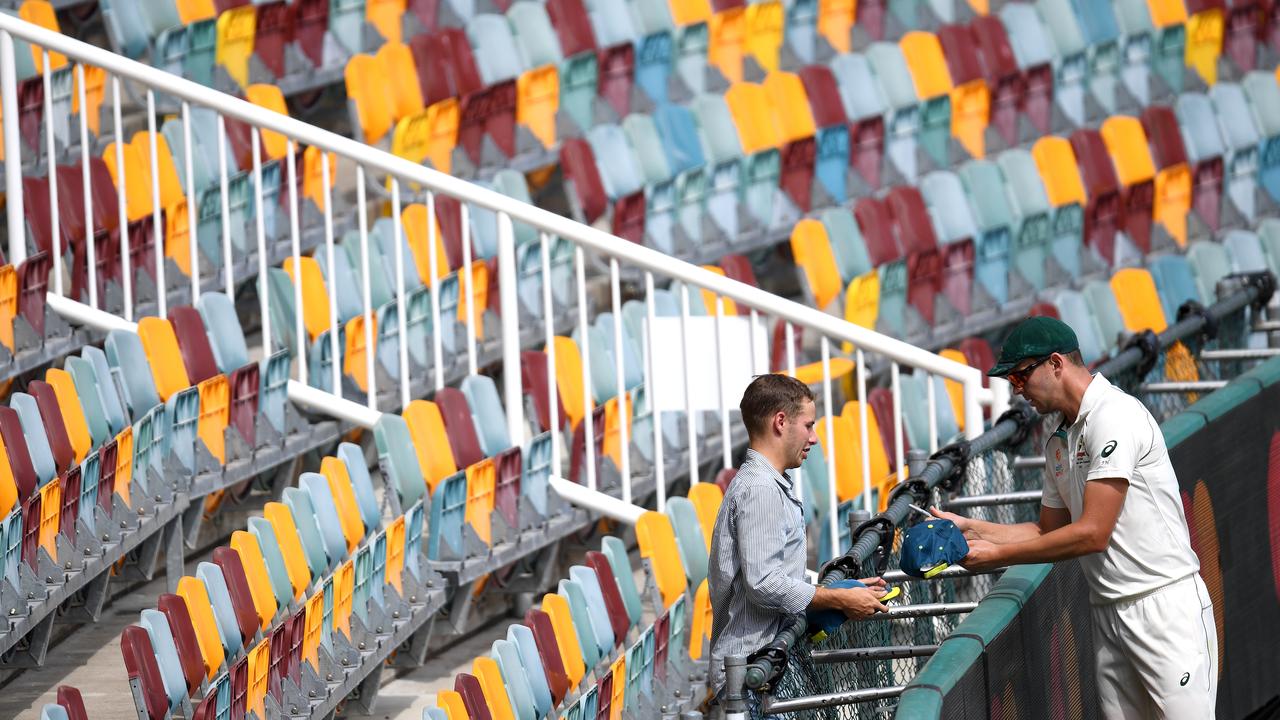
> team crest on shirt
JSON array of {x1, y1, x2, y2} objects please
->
[{"x1": 1074, "y1": 443, "x2": 1089, "y2": 464}]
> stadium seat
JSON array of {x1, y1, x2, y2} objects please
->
[
  {"x1": 509, "y1": 623, "x2": 554, "y2": 716},
  {"x1": 121, "y1": 625, "x2": 170, "y2": 720},
  {"x1": 229, "y1": 530, "x2": 279, "y2": 631},
  {"x1": 1053, "y1": 289, "x2": 1107, "y2": 363},
  {"x1": 997, "y1": 3, "x2": 1055, "y2": 136},
  {"x1": 1031, "y1": 137, "x2": 1089, "y2": 280},
  {"x1": 1211, "y1": 83, "x2": 1264, "y2": 224},
  {"x1": 1141, "y1": 105, "x2": 1193, "y2": 248},
  {"x1": 828, "y1": 55, "x2": 887, "y2": 190},
  {"x1": 140, "y1": 608, "x2": 190, "y2": 709},
  {"x1": 1242, "y1": 71, "x2": 1280, "y2": 204},
  {"x1": 635, "y1": 511, "x2": 688, "y2": 609},
  {"x1": 1147, "y1": 254, "x2": 1202, "y2": 321},
  {"x1": 1176, "y1": 93, "x2": 1227, "y2": 232},
  {"x1": 1083, "y1": 279, "x2": 1128, "y2": 352},
  {"x1": 1101, "y1": 116, "x2": 1157, "y2": 258},
  {"x1": 866, "y1": 43, "x2": 923, "y2": 184},
  {"x1": 1111, "y1": 267, "x2": 1169, "y2": 333},
  {"x1": 525, "y1": 606, "x2": 574, "y2": 703},
  {"x1": 666, "y1": 496, "x2": 708, "y2": 590}
]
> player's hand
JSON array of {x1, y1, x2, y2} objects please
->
[
  {"x1": 960, "y1": 538, "x2": 1004, "y2": 572},
  {"x1": 929, "y1": 506, "x2": 982, "y2": 541},
  {"x1": 834, "y1": 587, "x2": 889, "y2": 619},
  {"x1": 857, "y1": 576, "x2": 887, "y2": 592}
]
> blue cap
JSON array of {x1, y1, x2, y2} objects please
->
[
  {"x1": 899, "y1": 519, "x2": 969, "y2": 578},
  {"x1": 805, "y1": 579, "x2": 866, "y2": 643}
]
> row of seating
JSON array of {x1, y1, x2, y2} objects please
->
[
  {"x1": 424, "y1": 483, "x2": 725, "y2": 719},
  {"x1": 33, "y1": 686, "x2": 87, "y2": 720},
  {"x1": 97, "y1": 0, "x2": 418, "y2": 97},
  {"x1": 121, "y1": 441, "x2": 438, "y2": 720}
]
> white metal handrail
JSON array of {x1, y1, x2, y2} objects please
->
[{"x1": 2, "y1": 15, "x2": 1005, "y2": 560}]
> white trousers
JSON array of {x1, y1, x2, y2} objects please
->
[{"x1": 1091, "y1": 574, "x2": 1218, "y2": 719}]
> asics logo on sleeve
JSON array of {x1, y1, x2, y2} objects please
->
[{"x1": 1101, "y1": 440, "x2": 1118, "y2": 458}]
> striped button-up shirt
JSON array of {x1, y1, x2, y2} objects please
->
[{"x1": 708, "y1": 449, "x2": 815, "y2": 694}]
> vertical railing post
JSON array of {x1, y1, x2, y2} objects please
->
[
  {"x1": 822, "y1": 337, "x2": 838, "y2": 561},
  {"x1": 1, "y1": 31, "x2": 25, "y2": 265},
  {"x1": 963, "y1": 376, "x2": 985, "y2": 440},
  {"x1": 498, "y1": 212, "x2": 524, "y2": 446}
]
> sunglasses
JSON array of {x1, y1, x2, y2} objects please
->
[{"x1": 1006, "y1": 355, "x2": 1052, "y2": 386}]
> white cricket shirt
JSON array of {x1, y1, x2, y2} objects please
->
[{"x1": 1040, "y1": 374, "x2": 1200, "y2": 603}]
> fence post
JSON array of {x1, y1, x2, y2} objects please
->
[
  {"x1": 1, "y1": 30, "x2": 24, "y2": 264},
  {"x1": 498, "y1": 212, "x2": 524, "y2": 444},
  {"x1": 724, "y1": 655, "x2": 748, "y2": 720}
]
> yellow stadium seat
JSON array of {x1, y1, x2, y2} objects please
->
[
  {"x1": 841, "y1": 271, "x2": 880, "y2": 355},
  {"x1": 793, "y1": 358, "x2": 855, "y2": 385},
  {"x1": 38, "y1": 481, "x2": 59, "y2": 559},
  {"x1": 402, "y1": 400, "x2": 457, "y2": 492},
  {"x1": 367, "y1": 0, "x2": 406, "y2": 44},
  {"x1": 138, "y1": 316, "x2": 191, "y2": 402},
  {"x1": 390, "y1": 98, "x2": 459, "y2": 175},
  {"x1": 0, "y1": 435, "x2": 15, "y2": 518},
  {"x1": 332, "y1": 559, "x2": 354, "y2": 640},
  {"x1": 697, "y1": 266, "x2": 738, "y2": 316},
  {"x1": 103, "y1": 141, "x2": 154, "y2": 223},
  {"x1": 818, "y1": 0, "x2": 855, "y2": 54},
  {"x1": 900, "y1": 32, "x2": 953, "y2": 101},
  {"x1": 302, "y1": 146, "x2": 337, "y2": 211},
  {"x1": 343, "y1": 314, "x2": 376, "y2": 394},
  {"x1": 320, "y1": 456, "x2": 365, "y2": 554},
  {"x1": 245, "y1": 84, "x2": 290, "y2": 160},
  {"x1": 215, "y1": 6, "x2": 256, "y2": 89},
  {"x1": 263, "y1": 501, "x2": 311, "y2": 598},
  {"x1": 550, "y1": 336, "x2": 592, "y2": 430},
  {"x1": 1100, "y1": 116, "x2": 1156, "y2": 190},
  {"x1": 636, "y1": 511, "x2": 689, "y2": 608},
  {"x1": 517, "y1": 64, "x2": 560, "y2": 150},
  {"x1": 45, "y1": 368, "x2": 91, "y2": 464},
  {"x1": 459, "y1": 260, "x2": 488, "y2": 337},
  {"x1": 384, "y1": 515, "x2": 406, "y2": 594},
  {"x1": 437, "y1": 691, "x2": 469, "y2": 720},
  {"x1": 19, "y1": 1, "x2": 66, "y2": 72},
  {"x1": 0, "y1": 265, "x2": 13, "y2": 354},
  {"x1": 72, "y1": 65, "x2": 106, "y2": 136},
  {"x1": 115, "y1": 426, "x2": 133, "y2": 508},
  {"x1": 402, "y1": 202, "x2": 452, "y2": 282},
  {"x1": 708, "y1": 7, "x2": 746, "y2": 84},
  {"x1": 690, "y1": 579, "x2": 712, "y2": 660},
  {"x1": 1110, "y1": 268, "x2": 1168, "y2": 333},
  {"x1": 346, "y1": 54, "x2": 396, "y2": 145},
  {"x1": 601, "y1": 394, "x2": 632, "y2": 471},
  {"x1": 474, "y1": 656, "x2": 516, "y2": 720},
  {"x1": 745, "y1": 1, "x2": 784, "y2": 73},
  {"x1": 816, "y1": 414, "x2": 864, "y2": 501},
  {"x1": 687, "y1": 482, "x2": 723, "y2": 549},
  {"x1": 763, "y1": 72, "x2": 817, "y2": 145},
  {"x1": 937, "y1": 349, "x2": 969, "y2": 433},
  {"x1": 245, "y1": 639, "x2": 269, "y2": 720},
  {"x1": 465, "y1": 457, "x2": 496, "y2": 546},
  {"x1": 840, "y1": 399, "x2": 892, "y2": 494},
  {"x1": 1185, "y1": 7, "x2": 1224, "y2": 85},
  {"x1": 230, "y1": 530, "x2": 278, "y2": 631},
  {"x1": 175, "y1": 0, "x2": 216, "y2": 24},
  {"x1": 377, "y1": 41, "x2": 424, "y2": 121},
  {"x1": 1032, "y1": 137, "x2": 1087, "y2": 208},
  {"x1": 1146, "y1": 0, "x2": 1188, "y2": 25},
  {"x1": 177, "y1": 576, "x2": 226, "y2": 681},
  {"x1": 609, "y1": 656, "x2": 626, "y2": 720},
  {"x1": 668, "y1": 0, "x2": 713, "y2": 26},
  {"x1": 541, "y1": 592, "x2": 587, "y2": 688},
  {"x1": 724, "y1": 82, "x2": 782, "y2": 155},
  {"x1": 790, "y1": 219, "x2": 842, "y2": 310},
  {"x1": 165, "y1": 201, "x2": 194, "y2": 279},
  {"x1": 949, "y1": 74, "x2": 989, "y2": 160},
  {"x1": 134, "y1": 131, "x2": 186, "y2": 211},
  {"x1": 1153, "y1": 159, "x2": 1191, "y2": 248},
  {"x1": 302, "y1": 590, "x2": 325, "y2": 670},
  {"x1": 282, "y1": 255, "x2": 333, "y2": 343},
  {"x1": 197, "y1": 375, "x2": 229, "y2": 464}
]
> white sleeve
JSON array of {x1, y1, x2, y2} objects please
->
[
  {"x1": 1040, "y1": 434, "x2": 1066, "y2": 508},
  {"x1": 1084, "y1": 402, "x2": 1140, "y2": 483}
]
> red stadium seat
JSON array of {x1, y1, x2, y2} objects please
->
[
  {"x1": 455, "y1": 673, "x2": 494, "y2": 720},
  {"x1": 436, "y1": 387, "x2": 485, "y2": 469},
  {"x1": 568, "y1": 405, "x2": 605, "y2": 485},
  {"x1": 800, "y1": 66, "x2": 847, "y2": 128},
  {"x1": 494, "y1": 446, "x2": 521, "y2": 529},
  {"x1": 1069, "y1": 129, "x2": 1122, "y2": 264},
  {"x1": 30, "y1": 381, "x2": 74, "y2": 474},
  {"x1": 970, "y1": 16, "x2": 1022, "y2": 147},
  {"x1": 229, "y1": 363, "x2": 259, "y2": 447},
  {"x1": 867, "y1": 387, "x2": 907, "y2": 466},
  {"x1": 585, "y1": 550, "x2": 631, "y2": 644},
  {"x1": 18, "y1": 252, "x2": 52, "y2": 337},
  {"x1": 520, "y1": 350, "x2": 565, "y2": 433},
  {"x1": 98, "y1": 439, "x2": 118, "y2": 513},
  {"x1": 157, "y1": 593, "x2": 207, "y2": 697},
  {"x1": 253, "y1": 1, "x2": 295, "y2": 79},
  {"x1": 56, "y1": 686, "x2": 89, "y2": 720},
  {"x1": 121, "y1": 625, "x2": 169, "y2": 720},
  {"x1": 212, "y1": 546, "x2": 262, "y2": 645},
  {"x1": 597, "y1": 43, "x2": 635, "y2": 118},
  {"x1": 22, "y1": 175, "x2": 55, "y2": 257},
  {"x1": 0, "y1": 406, "x2": 38, "y2": 503},
  {"x1": 21, "y1": 493, "x2": 39, "y2": 571},
  {"x1": 560, "y1": 138, "x2": 609, "y2": 225},
  {"x1": 58, "y1": 466, "x2": 80, "y2": 546},
  {"x1": 855, "y1": 196, "x2": 900, "y2": 266},
  {"x1": 1225, "y1": 0, "x2": 1259, "y2": 71},
  {"x1": 523, "y1": 608, "x2": 570, "y2": 705},
  {"x1": 294, "y1": 0, "x2": 328, "y2": 68},
  {"x1": 433, "y1": 194, "x2": 465, "y2": 271},
  {"x1": 457, "y1": 80, "x2": 519, "y2": 164},
  {"x1": 546, "y1": 0, "x2": 598, "y2": 56},
  {"x1": 887, "y1": 186, "x2": 945, "y2": 323},
  {"x1": 959, "y1": 337, "x2": 996, "y2": 388},
  {"x1": 720, "y1": 253, "x2": 759, "y2": 287},
  {"x1": 18, "y1": 78, "x2": 43, "y2": 156},
  {"x1": 169, "y1": 306, "x2": 220, "y2": 385},
  {"x1": 715, "y1": 467, "x2": 736, "y2": 492}
]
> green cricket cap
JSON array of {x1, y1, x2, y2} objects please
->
[{"x1": 987, "y1": 316, "x2": 1080, "y2": 377}]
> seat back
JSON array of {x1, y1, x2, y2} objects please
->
[
  {"x1": 374, "y1": 413, "x2": 429, "y2": 507},
  {"x1": 436, "y1": 387, "x2": 486, "y2": 468},
  {"x1": 121, "y1": 625, "x2": 170, "y2": 720},
  {"x1": 635, "y1": 511, "x2": 688, "y2": 608},
  {"x1": 524, "y1": 607, "x2": 573, "y2": 704},
  {"x1": 509, "y1": 623, "x2": 554, "y2": 716},
  {"x1": 156, "y1": 593, "x2": 206, "y2": 696}
]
